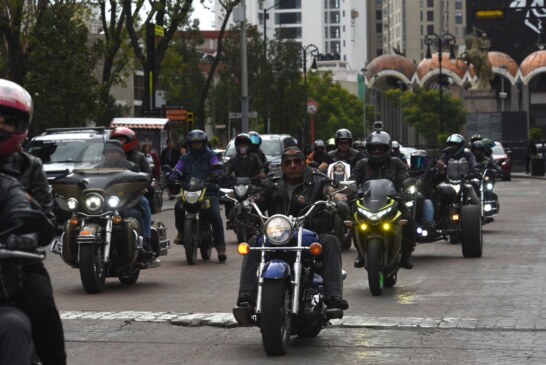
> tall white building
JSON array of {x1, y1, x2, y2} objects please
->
[{"x1": 213, "y1": 0, "x2": 367, "y2": 78}]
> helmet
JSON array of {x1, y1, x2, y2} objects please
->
[
  {"x1": 410, "y1": 150, "x2": 430, "y2": 171},
  {"x1": 313, "y1": 139, "x2": 325, "y2": 149},
  {"x1": 445, "y1": 133, "x2": 465, "y2": 156},
  {"x1": 186, "y1": 129, "x2": 208, "y2": 149},
  {"x1": 234, "y1": 133, "x2": 252, "y2": 155},
  {"x1": 365, "y1": 130, "x2": 392, "y2": 164},
  {"x1": 334, "y1": 128, "x2": 352, "y2": 145},
  {"x1": 352, "y1": 140, "x2": 364, "y2": 149},
  {"x1": 470, "y1": 134, "x2": 483, "y2": 143},
  {"x1": 470, "y1": 141, "x2": 485, "y2": 151},
  {"x1": 0, "y1": 79, "x2": 33, "y2": 157},
  {"x1": 391, "y1": 140, "x2": 401, "y2": 149},
  {"x1": 248, "y1": 131, "x2": 262, "y2": 149},
  {"x1": 326, "y1": 138, "x2": 335, "y2": 147},
  {"x1": 110, "y1": 127, "x2": 138, "y2": 153}
]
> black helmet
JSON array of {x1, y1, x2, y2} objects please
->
[
  {"x1": 186, "y1": 129, "x2": 208, "y2": 149},
  {"x1": 470, "y1": 134, "x2": 482, "y2": 143},
  {"x1": 313, "y1": 139, "x2": 325, "y2": 149},
  {"x1": 365, "y1": 130, "x2": 392, "y2": 164},
  {"x1": 248, "y1": 131, "x2": 262, "y2": 149},
  {"x1": 445, "y1": 133, "x2": 465, "y2": 156},
  {"x1": 235, "y1": 133, "x2": 252, "y2": 155},
  {"x1": 352, "y1": 140, "x2": 364, "y2": 149},
  {"x1": 334, "y1": 128, "x2": 352, "y2": 146},
  {"x1": 410, "y1": 150, "x2": 430, "y2": 171},
  {"x1": 470, "y1": 141, "x2": 485, "y2": 151}
]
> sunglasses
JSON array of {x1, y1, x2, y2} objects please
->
[
  {"x1": 282, "y1": 158, "x2": 304, "y2": 167},
  {"x1": 338, "y1": 141, "x2": 350, "y2": 145}
]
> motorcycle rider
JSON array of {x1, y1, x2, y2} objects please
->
[
  {"x1": 325, "y1": 138, "x2": 336, "y2": 153},
  {"x1": 471, "y1": 140, "x2": 501, "y2": 172},
  {"x1": 437, "y1": 134, "x2": 480, "y2": 205},
  {"x1": 306, "y1": 139, "x2": 329, "y2": 172},
  {"x1": 409, "y1": 150, "x2": 437, "y2": 229},
  {"x1": 169, "y1": 129, "x2": 227, "y2": 262},
  {"x1": 0, "y1": 79, "x2": 66, "y2": 364},
  {"x1": 391, "y1": 140, "x2": 408, "y2": 166},
  {"x1": 327, "y1": 128, "x2": 366, "y2": 169},
  {"x1": 350, "y1": 129, "x2": 417, "y2": 269},
  {"x1": 109, "y1": 127, "x2": 155, "y2": 254},
  {"x1": 236, "y1": 147, "x2": 349, "y2": 313},
  {"x1": 223, "y1": 133, "x2": 263, "y2": 228},
  {"x1": 352, "y1": 140, "x2": 367, "y2": 156}
]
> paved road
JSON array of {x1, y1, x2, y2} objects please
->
[{"x1": 45, "y1": 178, "x2": 546, "y2": 364}]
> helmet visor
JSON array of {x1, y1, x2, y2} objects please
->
[
  {"x1": 0, "y1": 110, "x2": 29, "y2": 134},
  {"x1": 250, "y1": 135, "x2": 261, "y2": 145},
  {"x1": 410, "y1": 155, "x2": 429, "y2": 170}
]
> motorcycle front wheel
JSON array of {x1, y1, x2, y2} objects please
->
[
  {"x1": 184, "y1": 219, "x2": 199, "y2": 265},
  {"x1": 79, "y1": 244, "x2": 106, "y2": 294},
  {"x1": 366, "y1": 238, "x2": 384, "y2": 296},
  {"x1": 261, "y1": 280, "x2": 291, "y2": 356}
]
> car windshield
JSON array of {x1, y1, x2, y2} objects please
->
[
  {"x1": 491, "y1": 145, "x2": 505, "y2": 155},
  {"x1": 26, "y1": 139, "x2": 105, "y2": 166}
]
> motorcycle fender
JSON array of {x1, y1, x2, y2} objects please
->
[
  {"x1": 78, "y1": 224, "x2": 101, "y2": 244},
  {"x1": 185, "y1": 212, "x2": 198, "y2": 220},
  {"x1": 61, "y1": 222, "x2": 79, "y2": 268},
  {"x1": 262, "y1": 259, "x2": 291, "y2": 280}
]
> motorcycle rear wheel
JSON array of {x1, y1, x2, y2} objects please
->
[
  {"x1": 367, "y1": 238, "x2": 384, "y2": 296},
  {"x1": 79, "y1": 244, "x2": 106, "y2": 294},
  {"x1": 461, "y1": 205, "x2": 483, "y2": 258},
  {"x1": 184, "y1": 219, "x2": 199, "y2": 265},
  {"x1": 261, "y1": 280, "x2": 291, "y2": 356},
  {"x1": 118, "y1": 270, "x2": 140, "y2": 285}
]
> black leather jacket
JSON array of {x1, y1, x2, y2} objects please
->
[
  {"x1": 350, "y1": 157, "x2": 409, "y2": 192},
  {"x1": 327, "y1": 148, "x2": 366, "y2": 169},
  {"x1": 126, "y1": 150, "x2": 152, "y2": 175},
  {"x1": 224, "y1": 152, "x2": 262, "y2": 179},
  {"x1": 255, "y1": 167, "x2": 334, "y2": 234},
  {"x1": 0, "y1": 152, "x2": 53, "y2": 219}
]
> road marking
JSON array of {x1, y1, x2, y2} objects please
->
[{"x1": 60, "y1": 311, "x2": 542, "y2": 330}]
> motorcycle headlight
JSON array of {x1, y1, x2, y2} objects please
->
[
  {"x1": 407, "y1": 185, "x2": 417, "y2": 194},
  {"x1": 67, "y1": 198, "x2": 78, "y2": 211},
  {"x1": 486, "y1": 183, "x2": 493, "y2": 191},
  {"x1": 357, "y1": 205, "x2": 393, "y2": 222},
  {"x1": 265, "y1": 215, "x2": 292, "y2": 245},
  {"x1": 234, "y1": 184, "x2": 249, "y2": 199},
  {"x1": 84, "y1": 193, "x2": 104, "y2": 213},
  {"x1": 184, "y1": 190, "x2": 202, "y2": 204},
  {"x1": 108, "y1": 196, "x2": 121, "y2": 208}
]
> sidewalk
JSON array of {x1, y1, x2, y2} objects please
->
[{"x1": 512, "y1": 171, "x2": 546, "y2": 180}]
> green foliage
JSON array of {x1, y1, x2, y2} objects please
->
[
  {"x1": 400, "y1": 86, "x2": 467, "y2": 145},
  {"x1": 24, "y1": 5, "x2": 99, "y2": 134},
  {"x1": 529, "y1": 127, "x2": 543, "y2": 142}
]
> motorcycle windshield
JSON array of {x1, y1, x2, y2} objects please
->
[{"x1": 360, "y1": 179, "x2": 397, "y2": 211}]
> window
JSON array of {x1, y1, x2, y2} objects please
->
[
  {"x1": 376, "y1": 23, "x2": 382, "y2": 32},
  {"x1": 455, "y1": 12, "x2": 463, "y2": 24},
  {"x1": 331, "y1": 41, "x2": 340, "y2": 53},
  {"x1": 275, "y1": 13, "x2": 301, "y2": 25},
  {"x1": 330, "y1": 26, "x2": 340, "y2": 38},
  {"x1": 420, "y1": 11, "x2": 423, "y2": 22},
  {"x1": 427, "y1": 0, "x2": 433, "y2": 7},
  {"x1": 427, "y1": 11, "x2": 434, "y2": 21},
  {"x1": 455, "y1": 0, "x2": 463, "y2": 9},
  {"x1": 427, "y1": 25, "x2": 434, "y2": 34},
  {"x1": 330, "y1": 11, "x2": 340, "y2": 23},
  {"x1": 328, "y1": 0, "x2": 340, "y2": 9},
  {"x1": 278, "y1": 27, "x2": 302, "y2": 39},
  {"x1": 376, "y1": 10, "x2": 382, "y2": 20},
  {"x1": 279, "y1": 0, "x2": 301, "y2": 9}
]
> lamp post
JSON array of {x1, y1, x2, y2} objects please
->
[
  {"x1": 263, "y1": 0, "x2": 289, "y2": 134},
  {"x1": 397, "y1": 80, "x2": 405, "y2": 143},
  {"x1": 300, "y1": 44, "x2": 319, "y2": 151},
  {"x1": 372, "y1": 74, "x2": 379, "y2": 123},
  {"x1": 538, "y1": 19, "x2": 546, "y2": 50},
  {"x1": 424, "y1": 31, "x2": 456, "y2": 135},
  {"x1": 499, "y1": 64, "x2": 508, "y2": 112},
  {"x1": 359, "y1": 67, "x2": 368, "y2": 139}
]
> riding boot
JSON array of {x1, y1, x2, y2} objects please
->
[{"x1": 174, "y1": 231, "x2": 183, "y2": 245}]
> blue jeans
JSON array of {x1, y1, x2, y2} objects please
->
[
  {"x1": 126, "y1": 197, "x2": 152, "y2": 240},
  {"x1": 422, "y1": 199, "x2": 435, "y2": 223}
]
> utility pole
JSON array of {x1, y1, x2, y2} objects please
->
[{"x1": 240, "y1": 0, "x2": 249, "y2": 132}]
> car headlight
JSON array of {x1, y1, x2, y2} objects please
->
[
  {"x1": 184, "y1": 190, "x2": 202, "y2": 204},
  {"x1": 84, "y1": 193, "x2": 104, "y2": 213},
  {"x1": 357, "y1": 205, "x2": 393, "y2": 222},
  {"x1": 67, "y1": 198, "x2": 78, "y2": 211},
  {"x1": 108, "y1": 196, "x2": 120, "y2": 208},
  {"x1": 265, "y1": 215, "x2": 292, "y2": 245},
  {"x1": 234, "y1": 184, "x2": 249, "y2": 199}
]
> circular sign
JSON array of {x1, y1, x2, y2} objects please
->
[{"x1": 307, "y1": 100, "x2": 319, "y2": 115}]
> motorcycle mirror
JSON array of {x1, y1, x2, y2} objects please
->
[
  {"x1": 161, "y1": 165, "x2": 172, "y2": 173},
  {"x1": 339, "y1": 180, "x2": 357, "y2": 193},
  {"x1": 220, "y1": 188, "x2": 234, "y2": 195},
  {"x1": 3, "y1": 209, "x2": 49, "y2": 236}
]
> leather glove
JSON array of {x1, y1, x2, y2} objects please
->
[{"x1": 6, "y1": 234, "x2": 38, "y2": 252}]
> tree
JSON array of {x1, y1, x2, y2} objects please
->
[
  {"x1": 391, "y1": 86, "x2": 467, "y2": 145},
  {"x1": 25, "y1": 4, "x2": 99, "y2": 135}
]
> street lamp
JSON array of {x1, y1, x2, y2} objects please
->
[
  {"x1": 397, "y1": 80, "x2": 406, "y2": 143},
  {"x1": 499, "y1": 64, "x2": 508, "y2": 112},
  {"x1": 372, "y1": 74, "x2": 379, "y2": 122},
  {"x1": 263, "y1": 0, "x2": 289, "y2": 133},
  {"x1": 359, "y1": 67, "x2": 368, "y2": 139},
  {"x1": 424, "y1": 31, "x2": 456, "y2": 135},
  {"x1": 300, "y1": 44, "x2": 319, "y2": 151},
  {"x1": 537, "y1": 19, "x2": 546, "y2": 50}
]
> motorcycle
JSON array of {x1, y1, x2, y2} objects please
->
[
  {"x1": 164, "y1": 165, "x2": 223, "y2": 265},
  {"x1": 474, "y1": 167, "x2": 499, "y2": 223},
  {"x1": 413, "y1": 158, "x2": 483, "y2": 258},
  {"x1": 221, "y1": 177, "x2": 261, "y2": 243},
  {"x1": 231, "y1": 193, "x2": 346, "y2": 356},
  {"x1": 51, "y1": 163, "x2": 170, "y2": 294},
  {"x1": 326, "y1": 160, "x2": 353, "y2": 250},
  {"x1": 351, "y1": 178, "x2": 411, "y2": 296}
]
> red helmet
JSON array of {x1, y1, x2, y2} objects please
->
[
  {"x1": 110, "y1": 127, "x2": 138, "y2": 153},
  {"x1": 0, "y1": 79, "x2": 33, "y2": 157}
]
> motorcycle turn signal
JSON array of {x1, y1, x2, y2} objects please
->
[
  {"x1": 238, "y1": 243, "x2": 250, "y2": 256},
  {"x1": 309, "y1": 242, "x2": 322, "y2": 256}
]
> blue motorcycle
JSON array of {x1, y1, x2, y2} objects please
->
[{"x1": 229, "y1": 195, "x2": 346, "y2": 356}]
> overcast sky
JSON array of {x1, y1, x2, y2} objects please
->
[{"x1": 191, "y1": 1, "x2": 215, "y2": 30}]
